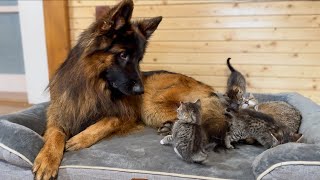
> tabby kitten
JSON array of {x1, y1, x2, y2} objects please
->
[
  {"x1": 224, "y1": 109, "x2": 302, "y2": 149},
  {"x1": 259, "y1": 101, "x2": 302, "y2": 133},
  {"x1": 225, "y1": 58, "x2": 247, "y2": 110},
  {"x1": 240, "y1": 93, "x2": 259, "y2": 111},
  {"x1": 160, "y1": 100, "x2": 215, "y2": 163}
]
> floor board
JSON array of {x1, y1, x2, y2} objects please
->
[{"x1": 0, "y1": 92, "x2": 30, "y2": 115}]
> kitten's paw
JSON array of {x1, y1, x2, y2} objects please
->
[
  {"x1": 158, "y1": 121, "x2": 174, "y2": 136},
  {"x1": 160, "y1": 139, "x2": 165, "y2": 145},
  {"x1": 226, "y1": 144, "x2": 234, "y2": 149}
]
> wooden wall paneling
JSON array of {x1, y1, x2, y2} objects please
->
[
  {"x1": 69, "y1": 2, "x2": 320, "y2": 18},
  {"x1": 147, "y1": 41, "x2": 320, "y2": 53},
  {"x1": 142, "y1": 53, "x2": 320, "y2": 66},
  {"x1": 71, "y1": 28, "x2": 320, "y2": 41},
  {"x1": 67, "y1": 0, "x2": 320, "y2": 104},
  {"x1": 70, "y1": 15, "x2": 320, "y2": 30}
]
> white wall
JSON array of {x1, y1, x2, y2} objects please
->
[{"x1": 18, "y1": 0, "x2": 50, "y2": 104}]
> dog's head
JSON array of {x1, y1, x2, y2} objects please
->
[{"x1": 76, "y1": 0, "x2": 162, "y2": 96}]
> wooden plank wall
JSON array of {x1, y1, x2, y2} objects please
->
[{"x1": 68, "y1": 0, "x2": 320, "y2": 103}]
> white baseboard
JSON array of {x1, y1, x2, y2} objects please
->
[{"x1": 0, "y1": 74, "x2": 26, "y2": 92}]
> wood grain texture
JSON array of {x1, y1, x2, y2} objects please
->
[
  {"x1": 0, "y1": 92, "x2": 30, "y2": 115},
  {"x1": 69, "y1": 0, "x2": 317, "y2": 7},
  {"x1": 69, "y1": 0, "x2": 215, "y2": 7},
  {"x1": 70, "y1": 15, "x2": 320, "y2": 30},
  {"x1": 142, "y1": 53, "x2": 320, "y2": 65},
  {"x1": 67, "y1": 0, "x2": 320, "y2": 103},
  {"x1": 44, "y1": 0, "x2": 71, "y2": 78},
  {"x1": 69, "y1": 2, "x2": 320, "y2": 18},
  {"x1": 147, "y1": 41, "x2": 320, "y2": 53},
  {"x1": 190, "y1": 76, "x2": 320, "y2": 91},
  {"x1": 141, "y1": 64, "x2": 320, "y2": 78},
  {"x1": 71, "y1": 28, "x2": 320, "y2": 41}
]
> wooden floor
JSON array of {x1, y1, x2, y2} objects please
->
[
  {"x1": 0, "y1": 92, "x2": 30, "y2": 115},
  {"x1": 0, "y1": 101, "x2": 30, "y2": 115}
]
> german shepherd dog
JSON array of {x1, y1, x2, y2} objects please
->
[{"x1": 33, "y1": 0, "x2": 227, "y2": 179}]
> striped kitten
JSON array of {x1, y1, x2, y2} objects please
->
[
  {"x1": 240, "y1": 93, "x2": 259, "y2": 111},
  {"x1": 259, "y1": 101, "x2": 302, "y2": 133},
  {"x1": 225, "y1": 58, "x2": 246, "y2": 110},
  {"x1": 224, "y1": 108, "x2": 302, "y2": 149},
  {"x1": 160, "y1": 100, "x2": 215, "y2": 163}
]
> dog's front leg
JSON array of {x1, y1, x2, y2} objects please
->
[
  {"x1": 65, "y1": 117, "x2": 121, "y2": 151},
  {"x1": 33, "y1": 118, "x2": 66, "y2": 180}
]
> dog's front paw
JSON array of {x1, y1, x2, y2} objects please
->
[
  {"x1": 66, "y1": 133, "x2": 94, "y2": 151},
  {"x1": 33, "y1": 148, "x2": 60, "y2": 180},
  {"x1": 157, "y1": 121, "x2": 174, "y2": 136}
]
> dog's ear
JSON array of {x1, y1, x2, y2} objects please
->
[
  {"x1": 99, "y1": 0, "x2": 134, "y2": 32},
  {"x1": 110, "y1": 0, "x2": 133, "y2": 30},
  {"x1": 82, "y1": 0, "x2": 134, "y2": 56},
  {"x1": 138, "y1": 16, "x2": 162, "y2": 39}
]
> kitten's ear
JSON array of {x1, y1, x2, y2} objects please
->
[
  {"x1": 179, "y1": 101, "x2": 186, "y2": 108},
  {"x1": 294, "y1": 133, "x2": 303, "y2": 143},
  {"x1": 194, "y1": 99, "x2": 201, "y2": 106},
  {"x1": 249, "y1": 93, "x2": 254, "y2": 98},
  {"x1": 232, "y1": 87, "x2": 239, "y2": 93},
  {"x1": 271, "y1": 133, "x2": 279, "y2": 145},
  {"x1": 224, "y1": 109, "x2": 233, "y2": 119},
  {"x1": 254, "y1": 105, "x2": 259, "y2": 111},
  {"x1": 137, "y1": 16, "x2": 162, "y2": 39}
]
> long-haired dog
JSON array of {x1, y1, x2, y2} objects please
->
[
  {"x1": 33, "y1": 1, "x2": 162, "y2": 179},
  {"x1": 33, "y1": 1, "x2": 227, "y2": 179}
]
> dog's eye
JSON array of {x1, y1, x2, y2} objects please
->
[{"x1": 119, "y1": 52, "x2": 129, "y2": 61}]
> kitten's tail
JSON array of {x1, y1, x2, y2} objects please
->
[{"x1": 227, "y1": 58, "x2": 236, "y2": 72}]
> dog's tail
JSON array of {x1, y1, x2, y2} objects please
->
[{"x1": 226, "y1": 58, "x2": 236, "y2": 72}]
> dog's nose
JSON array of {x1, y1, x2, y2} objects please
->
[{"x1": 132, "y1": 83, "x2": 144, "y2": 95}]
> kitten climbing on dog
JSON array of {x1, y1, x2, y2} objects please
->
[
  {"x1": 224, "y1": 109, "x2": 303, "y2": 149},
  {"x1": 160, "y1": 100, "x2": 216, "y2": 163},
  {"x1": 225, "y1": 58, "x2": 247, "y2": 110}
]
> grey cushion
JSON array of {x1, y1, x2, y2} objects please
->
[
  {"x1": 0, "y1": 120, "x2": 43, "y2": 167},
  {"x1": 0, "y1": 93, "x2": 319, "y2": 180},
  {"x1": 253, "y1": 93, "x2": 320, "y2": 144},
  {"x1": 252, "y1": 143, "x2": 320, "y2": 180}
]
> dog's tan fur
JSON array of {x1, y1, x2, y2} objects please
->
[{"x1": 141, "y1": 72, "x2": 228, "y2": 141}]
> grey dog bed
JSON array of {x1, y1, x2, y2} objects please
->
[{"x1": 0, "y1": 93, "x2": 320, "y2": 180}]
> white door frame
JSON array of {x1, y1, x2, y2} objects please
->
[
  {"x1": 18, "y1": 0, "x2": 50, "y2": 104},
  {"x1": 0, "y1": 5, "x2": 25, "y2": 93}
]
